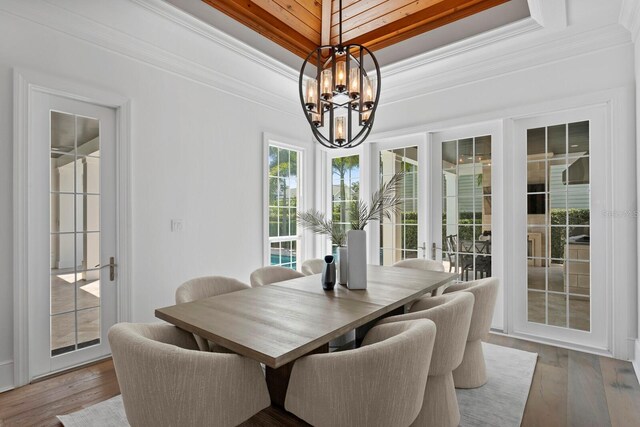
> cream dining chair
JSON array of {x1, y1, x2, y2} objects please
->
[
  {"x1": 249, "y1": 265, "x2": 304, "y2": 287},
  {"x1": 285, "y1": 319, "x2": 437, "y2": 427},
  {"x1": 393, "y1": 258, "x2": 447, "y2": 297},
  {"x1": 175, "y1": 275, "x2": 250, "y2": 352},
  {"x1": 108, "y1": 323, "x2": 270, "y2": 427},
  {"x1": 377, "y1": 292, "x2": 474, "y2": 427},
  {"x1": 301, "y1": 258, "x2": 324, "y2": 275},
  {"x1": 393, "y1": 258, "x2": 445, "y2": 272},
  {"x1": 443, "y1": 277, "x2": 499, "y2": 388}
]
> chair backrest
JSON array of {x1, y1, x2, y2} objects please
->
[
  {"x1": 175, "y1": 276, "x2": 249, "y2": 304},
  {"x1": 301, "y1": 259, "x2": 324, "y2": 275},
  {"x1": 250, "y1": 265, "x2": 304, "y2": 287},
  {"x1": 393, "y1": 258, "x2": 445, "y2": 272},
  {"x1": 444, "y1": 277, "x2": 499, "y2": 341},
  {"x1": 285, "y1": 319, "x2": 436, "y2": 427},
  {"x1": 109, "y1": 323, "x2": 270, "y2": 427},
  {"x1": 379, "y1": 292, "x2": 474, "y2": 376},
  {"x1": 175, "y1": 276, "x2": 249, "y2": 351},
  {"x1": 446, "y1": 234, "x2": 458, "y2": 254}
]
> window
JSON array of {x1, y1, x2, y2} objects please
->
[
  {"x1": 379, "y1": 146, "x2": 419, "y2": 265},
  {"x1": 268, "y1": 145, "x2": 300, "y2": 270},
  {"x1": 331, "y1": 155, "x2": 360, "y2": 250},
  {"x1": 442, "y1": 135, "x2": 492, "y2": 281}
]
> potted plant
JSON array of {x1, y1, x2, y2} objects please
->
[{"x1": 297, "y1": 172, "x2": 404, "y2": 288}]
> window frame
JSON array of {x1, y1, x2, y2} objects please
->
[{"x1": 263, "y1": 134, "x2": 306, "y2": 270}]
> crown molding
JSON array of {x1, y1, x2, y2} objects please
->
[
  {"x1": 0, "y1": 0, "x2": 301, "y2": 117},
  {"x1": 380, "y1": 17, "x2": 542, "y2": 78},
  {"x1": 620, "y1": 0, "x2": 640, "y2": 43},
  {"x1": 380, "y1": 23, "x2": 632, "y2": 106},
  {"x1": 527, "y1": 0, "x2": 567, "y2": 30},
  {"x1": 130, "y1": 0, "x2": 299, "y2": 82}
]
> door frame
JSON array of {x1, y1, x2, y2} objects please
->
[
  {"x1": 510, "y1": 105, "x2": 611, "y2": 353},
  {"x1": 13, "y1": 68, "x2": 132, "y2": 386}
]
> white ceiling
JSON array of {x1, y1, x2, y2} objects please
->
[{"x1": 164, "y1": 0, "x2": 531, "y2": 71}]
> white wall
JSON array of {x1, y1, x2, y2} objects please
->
[{"x1": 0, "y1": 0, "x2": 311, "y2": 390}]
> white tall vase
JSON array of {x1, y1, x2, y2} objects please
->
[
  {"x1": 338, "y1": 246, "x2": 348, "y2": 285},
  {"x1": 347, "y1": 229, "x2": 367, "y2": 289}
]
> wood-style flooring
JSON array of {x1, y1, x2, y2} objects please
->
[{"x1": 0, "y1": 334, "x2": 639, "y2": 427}]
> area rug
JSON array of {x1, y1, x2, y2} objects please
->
[{"x1": 58, "y1": 342, "x2": 537, "y2": 427}]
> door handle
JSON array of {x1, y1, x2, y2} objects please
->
[
  {"x1": 431, "y1": 242, "x2": 443, "y2": 261},
  {"x1": 99, "y1": 256, "x2": 117, "y2": 281}
]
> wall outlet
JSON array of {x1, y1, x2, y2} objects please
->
[{"x1": 171, "y1": 219, "x2": 184, "y2": 232}]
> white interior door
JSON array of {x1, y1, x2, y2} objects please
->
[
  {"x1": 29, "y1": 91, "x2": 118, "y2": 379},
  {"x1": 512, "y1": 107, "x2": 608, "y2": 351}
]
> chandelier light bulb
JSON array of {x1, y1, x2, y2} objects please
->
[
  {"x1": 305, "y1": 79, "x2": 317, "y2": 110},
  {"x1": 321, "y1": 69, "x2": 333, "y2": 100},
  {"x1": 335, "y1": 117, "x2": 346, "y2": 144},
  {"x1": 336, "y1": 61, "x2": 346, "y2": 92},
  {"x1": 349, "y1": 68, "x2": 360, "y2": 98}
]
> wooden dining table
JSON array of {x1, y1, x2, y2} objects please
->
[{"x1": 155, "y1": 264, "x2": 457, "y2": 406}]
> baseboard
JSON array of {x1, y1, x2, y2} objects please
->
[
  {"x1": 633, "y1": 340, "x2": 640, "y2": 385},
  {"x1": 0, "y1": 360, "x2": 14, "y2": 393}
]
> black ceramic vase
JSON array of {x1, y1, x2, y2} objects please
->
[{"x1": 321, "y1": 255, "x2": 336, "y2": 290}]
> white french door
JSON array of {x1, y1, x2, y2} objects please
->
[
  {"x1": 512, "y1": 106, "x2": 608, "y2": 351},
  {"x1": 29, "y1": 91, "x2": 118, "y2": 379},
  {"x1": 370, "y1": 135, "x2": 427, "y2": 265},
  {"x1": 430, "y1": 124, "x2": 502, "y2": 327}
]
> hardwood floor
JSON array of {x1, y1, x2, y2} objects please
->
[{"x1": 1, "y1": 334, "x2": 639, "y2": 427}]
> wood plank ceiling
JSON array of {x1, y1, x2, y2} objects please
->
[{"x1": 202, "y1": 0, "x2": 510, "y2": 59}]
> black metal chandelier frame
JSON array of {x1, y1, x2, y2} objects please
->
[{"x1": 298, "y1": 1, "x2": 381, "y2": 149}]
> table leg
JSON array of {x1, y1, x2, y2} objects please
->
[
  {"x1": 355, "y1": 305, "x2": 405, "y2": 347},
  {"x1": 265, "y1": 343, "x2": 329, "y2": 408}
]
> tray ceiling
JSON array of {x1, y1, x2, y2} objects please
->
[
  {"x1": 165, "y1": 0, "x2": 531, "y2": 69},
  {"x1": 200, "y1": 0, "x2": 511, "y2": 58}
]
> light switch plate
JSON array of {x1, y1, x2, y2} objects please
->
[{"x1": 171, "y1": 219, "x2": 184, "y2": 232}]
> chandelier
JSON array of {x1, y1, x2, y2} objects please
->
[{"x1": 298, "y1": 0, "x2": 381, "y2": 149}]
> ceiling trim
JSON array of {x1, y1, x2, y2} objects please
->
[
  {"x1": 380, "y1": 23, "x2": 632, "y2": 106},
  {"x1": 131, "y1": 0, "x2": 300, "y2": 81},
  {"x1": 200, "y1": 0, "x2": 318, "y2": 59},
  {"x1": 379, "y1": 16, "x2": 542, "y2": 77},
  {"x1": 619, "y1": 0, "x2": 640, "y2": 43}
]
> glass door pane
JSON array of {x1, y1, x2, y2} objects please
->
[
  {"x1": 331, "y1": 154, "x2": 360, "y2": 253},
  {"x1": 441, "y1": 136, "x2": 492, "y2": 279},
  {"x1": 50, "y1": 111, "x2": 101, "y2": 356},
  {"x1": 379, "y1": 146, "x2": 418, "y2": 265},
  {"x1": 526, "y1": 121, "x2": 590, "y2": 331}
]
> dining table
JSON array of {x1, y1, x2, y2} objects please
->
[{"x1": 155, "y1": 264, "x2": 458, "y2": 407}]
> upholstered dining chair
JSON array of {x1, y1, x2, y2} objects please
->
[
  {"x1": 175, "y1": 276, "x2": 249, "y2": 352},
  {"x1": 393, "y1": 258, "x2": 445, "y2": 272},
  {"x1": 249, "y1": 265, "x2": 304, "y2": 287},
  {"x1": 394, "y1": 258, "x2": 447, "y2": 297},
  {"x1": 443, "y1": 277, "x2": 499, "y2": 388},
  {"x1": 377, "y1": 292, "x2": 474, "y2": 427},
  {"x1": 108, "y1": 323, "x2": 270, "y2": 427},
  {"x1": 301, "y1": 258, "x2": 324, "y2": 275},
  {"x1": 285, "y1": 319, "x2": 437, "y2": 427}
]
